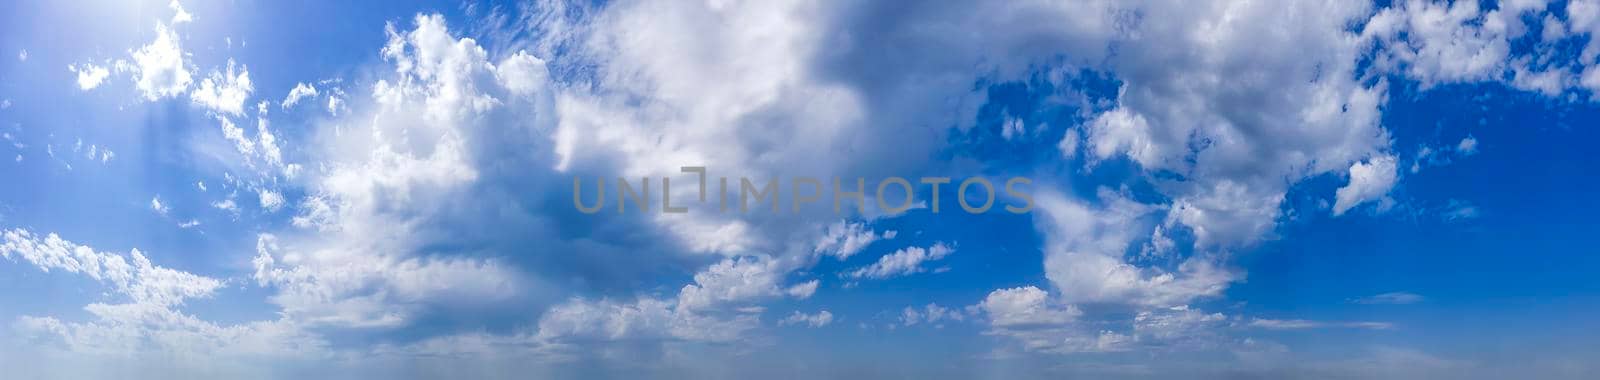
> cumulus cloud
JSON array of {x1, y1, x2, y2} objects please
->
[
  {"x1": 785, "y1": 279, "x2": 819, "y2": 299},
  {"x1": 1133, "y1": 305, "x2": 1226, "y2": 344},
  {"x1": 1363, "y1": 0, "x2": 1515, "y2": 87},
  {"x1": 899, "y1": 303, "x2": 965, "y2": 327},
  {"x1": 779, "y1": 310, "x2": 834, "y2": 328},
  {"x1": 538, "y1": 298, "x2": 753, "y2": 345},
  {"x1": 129, "y1": 23, "x2": 192, "y2": 100},
  {"x1": 1333, "y1": 155, "x2": 1400, "y2": 216},
  {"x1": 20, "y1": 0, "x2": 1594, "y2": 371},
  {"x1": 977, "y1": 286, "x2": 1129, "y2": 353},
  {"x1": 1, "y1": 229, "x2": 219, "y2": 306},
  {"x1": 251, "y1": 233, "x2": 520, "y2": 327},
  {"x1": 677, "y1": 256, "x2": 817, "y2": 311},
  {"x1": 1034, "y1": 190, "x2": 1232, "y2": 307},
  {"x1": 813, "y1": 221, "x2": 894, "y2": 260},
  {"x1": 1, "y1": 229, "x2": 323, "y2": 362},
  {"x1": 257, "y1": 189, "x2": 283, "y2": 212},
  {"x1": 69, "y1": 63, "x2": 110, "y2": 90},
  {"x1": 243, "y1": 14, "x2": 565, "y2": 331},
  {"x1": 191, "y1": 60, "x2": 254, "y2": 115},
  {"x1": 1457, "y1": 136, "x2": 1479, "y2": 156},
  {"x1": 149, "y1": 196, "x2": 169, "y2": 216},
  {"x1": 169, "y1": 0, "x2": 193, "y2": 24},
  {"x1": 980, "y1": 286, "x2": 1080, "y2": 328},
  {"x1": 212, "y1": 198, "x2": 238, "y2": 215}
]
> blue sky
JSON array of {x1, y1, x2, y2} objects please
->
[{"x1": 1, "y1": 0, "x2": 1598, "y2": 379}]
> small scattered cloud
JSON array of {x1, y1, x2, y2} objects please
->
[
  {"x1": 130, "y1": 23, "x2": 193, "y2": 100},
  {"x1": 813, "y1": 221, "x2": 894, "y2": 260},
  {"x1": 778, "y1": 310, "x2": 833, "y2": 328},
  {"x1": 899, "y1": 303, "x2": 966, "y2": 327},
  {"x1": 1248, "y1": 318, "x2": 1394, "y2": 330},
  {"x1": 150, "y1": 195, "x2": 170, "y2": 216},
  {"x1": 1456, "y1": 136, "x2": 1478, "y2": 156},
  {"x1": 69, "y1": 63, "x2": 111, "y2": 90},
  {"x1": 282, "y1": 82, "x2": 318, "y2": 108},
  {"x1": 191, "y1": 60, "x2": 254, "y2": 115},
  {"x1": 844, "y1": 242, "x2": 953, "y2": 280},
  {"x1": 169, "y1": 0, "x2": 194, "y2": 24},
  {"x1": 1441, "y1": 200, "x2": 1479, "y2": 222},
  {"x1": 1351, "y1": 291, "x2": 1425, "y2": 305},
  {"x1": 785, "y1": 280, "x2": 819, "y2": 299},
  {"x1": 1334, "y1": 155, "x2": 1399, "y2": 216},
  {"x1": 258, "y1": 189, "x2": 284, "y2": 212}
]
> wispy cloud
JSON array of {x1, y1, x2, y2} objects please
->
[
  {"x1": 1249, "y1": 318, "x2": 1395, "y2": 331},
  {"x1": 1351, "y1": 292, "x2": 1425, "y2": 305}
]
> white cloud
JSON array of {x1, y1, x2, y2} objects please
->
[
  {"x1": 326, "y1": 93, "x2": 344, "y2": 115},
  {"x1": 1362, "y1": 0, "x2": 1513, "y2": 87},
  {"x1": 1442, "y1": 199, "x2": 1481, "y2": 222},
  {"x1": 149, "y1": 196, "x2": 169, "y2": 216},
  {"x1": 1034, "y1": 190, "x2": 1232, "y2": 307},
  {"x1": 1457, "y1": 136, "x2": 1478, "y2": 156},
  {"x1": 255, "y1": 117, "x2": 282, "y2": 168},
  {"x1": 1058, "y1": 128, "x2": 1081, "y2": 159},
  {"x1": 257, "y1": 189, "x2": 284, "y2": 212},
  {"x1": 1086, "y1": 107, "x2": 1160, "y2": 167},
  {"x1": 129, "y1": 23, "x2": 193, "y2": 100},
  {"x1": 2, "y1": 229, "x2": 325, "y2": 362},
  {"x1": 69, "y1": 63, "x2": 110, "y2": 90},
  {"x1": 778, "y1": 310, "x2": 833, "y2": 328},
  {"x1": 813, "y1": 221, "x2": 893, "y2": 260},
  {"x1": 246, "y1": 15, "x2": 553, "y2": 329},
  {"x1": 18, "y1": 0, "x2": 1579, "y2": 366},
  {"x1": 1248, "y1": 318, "x2": 1394, "y2": 331},
  {"x1": 281, "y1": 82, "x2": 318, "y2": 108},
  {"x1": 899, "y1": 303, "x2": 965, "y2": 327},
  {"x1": 191, "y1": 61, "x2": 254, "y2": 115},
  {"x1": 1, "y1": 229, "x2": 220, "y2": 306},
  {"x1": 1333, "y1": 155, "x2": 1400, "y2": 216},
  {"x1": 677, "y1": 256, "x2": 789, "y2": 311},
  {"x1": 251, "y1": 234, "x2": 520, "y2": 328},
  {"x1": 495, "y1": 51, "x2": 548, "y2": 96},
  {"x1": 211, "y1": 198, "x2": 238, "y2": 214},
  {"x1": 169, "y1": 0, "x2": 193, "y2": 24},
  {"x1": 1001, "y1": 115, "x2": 1025, "y2": 140},
  {"x1": 844, "y1": 243, "x2": 953, "y2": 279},
  {"x1": 980, "y1": 286, "x2": 1080, "y2": 328},
  {"x1": 1133, "y1": 305, "x2": 1226, "y2": 343},
  {"x1": 785, "y1": 279, "x2": 819, "y2": 299},
  {"x1": 977, "y1": 286, "x2": 1128, "y2": 354},
  {"x1": 217, "y1": 116, "x2": 254, "y2": 157},
  {"x1": 16, "y1": 49, "x2": 25, "y2": 62},
  {"x1": 535, "y1": 297, "x2": 755, "y2": 344},
  {"x1": 1351, "y1": 291, "x2": 1425, "y2": 305}
]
